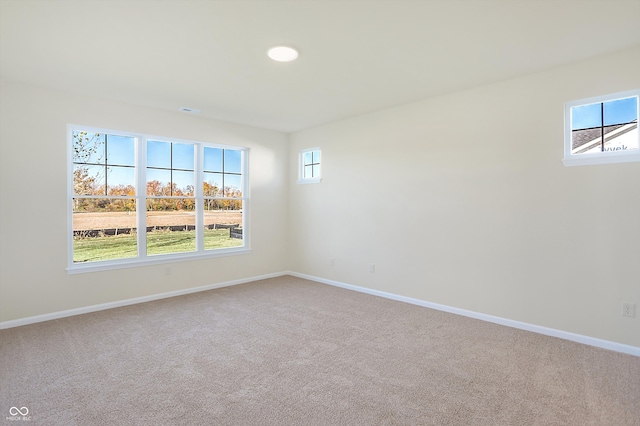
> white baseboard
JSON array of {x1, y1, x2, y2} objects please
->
[
  {"x1": 0, "y1": 271, "x2": 288, "y2": 330},
  {"x1": 3, "y1": 270, "x2": 638, "y2": 357},
  {"x1": 287, "y1": 271, "x2": 640, "y2": 357}
]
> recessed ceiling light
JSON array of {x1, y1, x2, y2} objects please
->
[
  {"x1": 179, "y1": 107, "x2": 201, "y2": 113},
  {"x1": 267, "y1": 46, "x2": 299, "y2": 62}
]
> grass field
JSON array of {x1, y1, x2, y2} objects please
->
[{"x1": 73, "y1": 229, "x2": 242, "y2": 263}]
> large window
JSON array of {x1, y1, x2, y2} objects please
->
[
  {"x1": 68, "y1": 126, "x2": 248, "y2": 272},
  {"x1": 563, "y1": 90, "x2": 639, "y2": 166}
]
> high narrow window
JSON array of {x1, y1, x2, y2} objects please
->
[
  {"x1": 298, "y1": 148, "x2": 321, "y2": 183},
  {"x1": 564, "y1": 90, "x2": 639, "y2": 166},
  {"x1": 68, "y1": 126, "x2": 248, "y2": 272}
]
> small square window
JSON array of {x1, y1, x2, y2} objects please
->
[
  {"x1": 298, "y1": 148, "x2": 321, "y2": 184},
  {"x1": 563, "y1": 90, "x2": 640, "y2": 166}
]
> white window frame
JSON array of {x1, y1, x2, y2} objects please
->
[
  {"x1": 563, "y1": 89, "x2": 640, "y2": 167},
  {"x1": 67, "y1": 124, "x2": 250, "y2": 274},
  {"x1": 297, "y1": 148, "x2": 321, "y2": 184}
]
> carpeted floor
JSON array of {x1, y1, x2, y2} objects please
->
[{"x1": 1, "y1": 275, "x2": 639, "y2": 425}]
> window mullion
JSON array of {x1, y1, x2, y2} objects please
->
[
  {"x1": 104, "y1": 134, "x2": 108, "y2": 195},
  {"x1": 67, "y1": 126, "x2": 74, "y2": 269},
  {"x1": 137, "y1": 136, "x2": 147, "y2": 258},
  {"x1": 195, "y1": 144, "x2": 204, "y2": 252},
  {"x1": 600, "y1": 102, "x2": 605, "y2": 152}
]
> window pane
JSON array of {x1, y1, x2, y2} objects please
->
[
  {"x1": 106, "y1": 135, "x2": 135, "y2": 166},
  {"x1": 603, "y1": 97, "x2": 638, "y2": 152},
  {"x1": 571, "y1": 103, "x2": 602, "y2": 131},
  {"x1": 73, "y1": 164, "x2": 105, "y2": 195},
  {"x1": 107, "y1": 166, "x2": 135, "y2": 194},
  {"x1": 303, "y1": 151, "x2": 313, "y2": 165},
  {"x1": 204, "y1": 198, "x2": 242, "y2": 213},
  {"x1": 223, "y1": 174, "x2": 242, "y2": 197},
  {"x1": 203, "y1": 177, "x2": 221, "y2": 196},
  {"x1": 571, "y1": 97, "x2": 639, "y2": 155},
  {"x1": 173, "y1": 170, "x2": 194, "y2": 195},
  {"x1": 72, "y1": 131, "x2": 106, "y2": 165},
  {"x1": 204, "y1": 172, "x2": 223, "y2": 188},
  {"x1": 147, "y1": 140, "x2": 171, "y2": 168},
  {"x1": 146, "y1": 169, "x2": 171, "y2": 195},
  {"x1": 172, "y1": 143, "x2": 195, "y2": 170},
  {"x1": 146, "y1": 199, "x2": 196, "y2": 255},
  {"x1": 204, "y1": 147, "x2": 223, "y2": 172},
  {"x1": 301, "y1": 150, "x2": 320, "y2": 179},
  {"x1": 204, "y1": 204, "x2": 243, "y2": 250},
  {"x1": 224, "y1": 149, "x2": 242, "y2": 173},
  {"x1": 603, "y1": 97, "x2": 637, "y2": 126},
  {"x1": 603, "y1": 124, "x2": 639, "y2": 152},
  {"x1": 72, "y1": 198, "x2": 137, "y2": 263}
]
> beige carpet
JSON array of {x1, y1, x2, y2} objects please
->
[{"x1": 1, "y1": 276, "x2": 639, "y2": 425}]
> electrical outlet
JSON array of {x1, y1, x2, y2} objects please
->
[
  {"x1": 622, "y1": 303, "x2": 636, "y2": 318},
  {"x1": 329, "y1": 258, "x2": 335, "y2": 266},
  {"x1": 369, "y1": 263, "x2": 375, "y2": 273},
  {"x1": 164, "y1": 266, "x2": 172, "y2": 276}
]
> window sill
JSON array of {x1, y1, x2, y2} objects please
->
[
  {"x1": 297, "y1": 178, "x2": 322, "y2": 184},
  {"x1": 562, "y1": 151, "x2": 640, "y2": 167},
  {"x1": 67, "y1": 247, "x2": 251, "y2": 274}
]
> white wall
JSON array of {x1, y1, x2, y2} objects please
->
[
  {"x1": 0, "y1": 81, "x2": 289, "y2": 323},
  {"x1": 1, "y1": 47, "x2": 638, "y2": 348},
  {"x1": 288, "y1": 46, "x2": 640, "y2": 347}
]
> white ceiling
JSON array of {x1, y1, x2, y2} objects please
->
[{"x1": 1, "y1": 0, "x2": 639, "y2": 133}]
